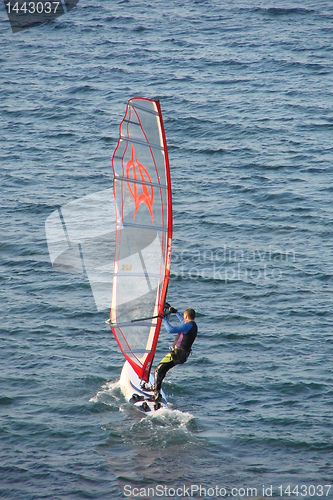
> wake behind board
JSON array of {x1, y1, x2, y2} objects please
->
[{"x1": 120, "y1": 361, "x2": 167, "y2": 413}]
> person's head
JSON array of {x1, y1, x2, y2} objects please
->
[{"x1": 183, "y1": 308, "x2": 196, "y2": 322}]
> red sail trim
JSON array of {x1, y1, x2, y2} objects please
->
[{"x1": 111, "y1": 324, "x2": 147, "y2": 371}]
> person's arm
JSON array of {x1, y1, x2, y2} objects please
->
[
  {"x1": 162, "y1": 317, "x2": 193, "y2": 334},
  {"x1": 176, "y1": 311, "x2": 185, "y2": 324}
]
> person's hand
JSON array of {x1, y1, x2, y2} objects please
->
[{"x1": 169, "y1": 306, "x2": 177, "y2": 314}]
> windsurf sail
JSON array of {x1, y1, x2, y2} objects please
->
[{"x1": 109, "y1": 98, "x2": 172, "y2": 382}]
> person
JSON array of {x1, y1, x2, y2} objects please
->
[{"x1": 153, "y1": 304, "x2": 198, "y2": 410}]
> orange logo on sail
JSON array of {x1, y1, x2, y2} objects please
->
[{"x1": 126, "y1": 143, "x2": 154, "y2": 223}]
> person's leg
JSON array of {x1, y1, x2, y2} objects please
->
[{"x1": 154, "y1": 352, "x2": 175, "y2": 402}]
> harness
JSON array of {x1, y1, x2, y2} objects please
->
[{"x1": 169, "y1": 345, "x2": 192, "y2": 365}]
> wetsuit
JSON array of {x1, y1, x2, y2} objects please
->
[{"x1": 154, "y1": 312, "x2": 198, "y2": 400}]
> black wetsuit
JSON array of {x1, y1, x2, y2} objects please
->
[{"x1": 154, "y1": 312, "x2": 198, "y2": 400}]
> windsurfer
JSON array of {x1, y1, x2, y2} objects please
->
[{"x1": 153, "y1": 305, "x2": 198, "y2": 410}]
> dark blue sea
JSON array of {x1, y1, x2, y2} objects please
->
[{"x1": 1, "y1": 1, "x2": 333, "y2": 499}]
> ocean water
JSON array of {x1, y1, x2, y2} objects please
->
[{"x1": 1, "y1": 1, "x2": 333, "y2": 499}]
